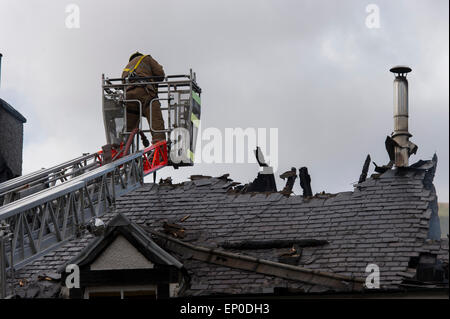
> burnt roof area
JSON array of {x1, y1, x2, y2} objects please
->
[{"x1": 8, "y1": 152, "x2": 449, "y2": 298}]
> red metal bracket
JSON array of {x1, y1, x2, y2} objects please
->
[
  {"x1": 142, "y1": 140, "x2": 168, "y2": 176},
  {"x1": 96, "y1": 140, "x2": 168, "y2": 176}
]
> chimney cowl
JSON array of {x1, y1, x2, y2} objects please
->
[{"x1": 390, "y1": 65, "x2": 412, "y2": 77}]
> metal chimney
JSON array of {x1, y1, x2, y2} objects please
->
[{"x1": 389, "y1": 66, "x2": 417, "y2": 167}]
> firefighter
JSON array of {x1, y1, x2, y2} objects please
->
[{"x1": 122, "y1": 52, "x2": 166, "y2": 144}]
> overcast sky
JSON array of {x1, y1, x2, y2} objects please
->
[{"x1": 0, "y1": 0, "x2": 448, "y2": 201}]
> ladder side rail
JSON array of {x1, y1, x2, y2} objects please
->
[
  {"x1": 0, "y1": 153, "x2": 101, "y2": 206},
  {"x1": 0, "y1": 153, "x2": 96, "y2": 193},
  {"x1": 0, "y1": 159, "x2": 101, "y2": 201}
]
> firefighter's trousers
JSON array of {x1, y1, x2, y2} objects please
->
[{"x1": 125, "y1": 87, "x2": 166, "y2": 144}]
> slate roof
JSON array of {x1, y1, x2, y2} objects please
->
[
  {"x1": 181, "y1": 259, "x2": 320, "y2": 296},
  {"x1": 0, "y1": 98, "x2": 26, "y2": 123},
  {"x1": 9, "y1": 156, "x2": 448, "y2": 297}
]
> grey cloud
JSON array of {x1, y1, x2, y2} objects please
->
[{"x1": 0, "y1": 0, "x2": 447, "y2": 200}]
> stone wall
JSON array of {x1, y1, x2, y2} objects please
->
[{"x1": 0, "y1": 107, "x2": 24, "y2": 177}]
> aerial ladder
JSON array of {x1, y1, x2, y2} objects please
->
[{"x1": 0, "y1": 71, "x2": 202, "y2": 296}]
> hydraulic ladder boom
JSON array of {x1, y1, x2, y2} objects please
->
[{"x1": 0, "y1": 70, "x2": 201, "y2": 294}]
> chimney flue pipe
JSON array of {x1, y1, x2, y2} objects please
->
[{"x1": 389, "y1": 66, "x2": 417, "y2": 167}]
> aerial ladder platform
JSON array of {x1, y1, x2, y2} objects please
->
[{"x1": 0, "y1": 71, "x2": 202, "y2": 295}]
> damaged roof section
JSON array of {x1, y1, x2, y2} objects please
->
[
  {"x1": 7, "y1": 155, "x2": 448, "y2": 297},
  {"x1": 121, "y1": 155, "x2": 446, "y2": 293},
  {"x1": 151, "y1": 230, "x2": 364, "y2": 292}
]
